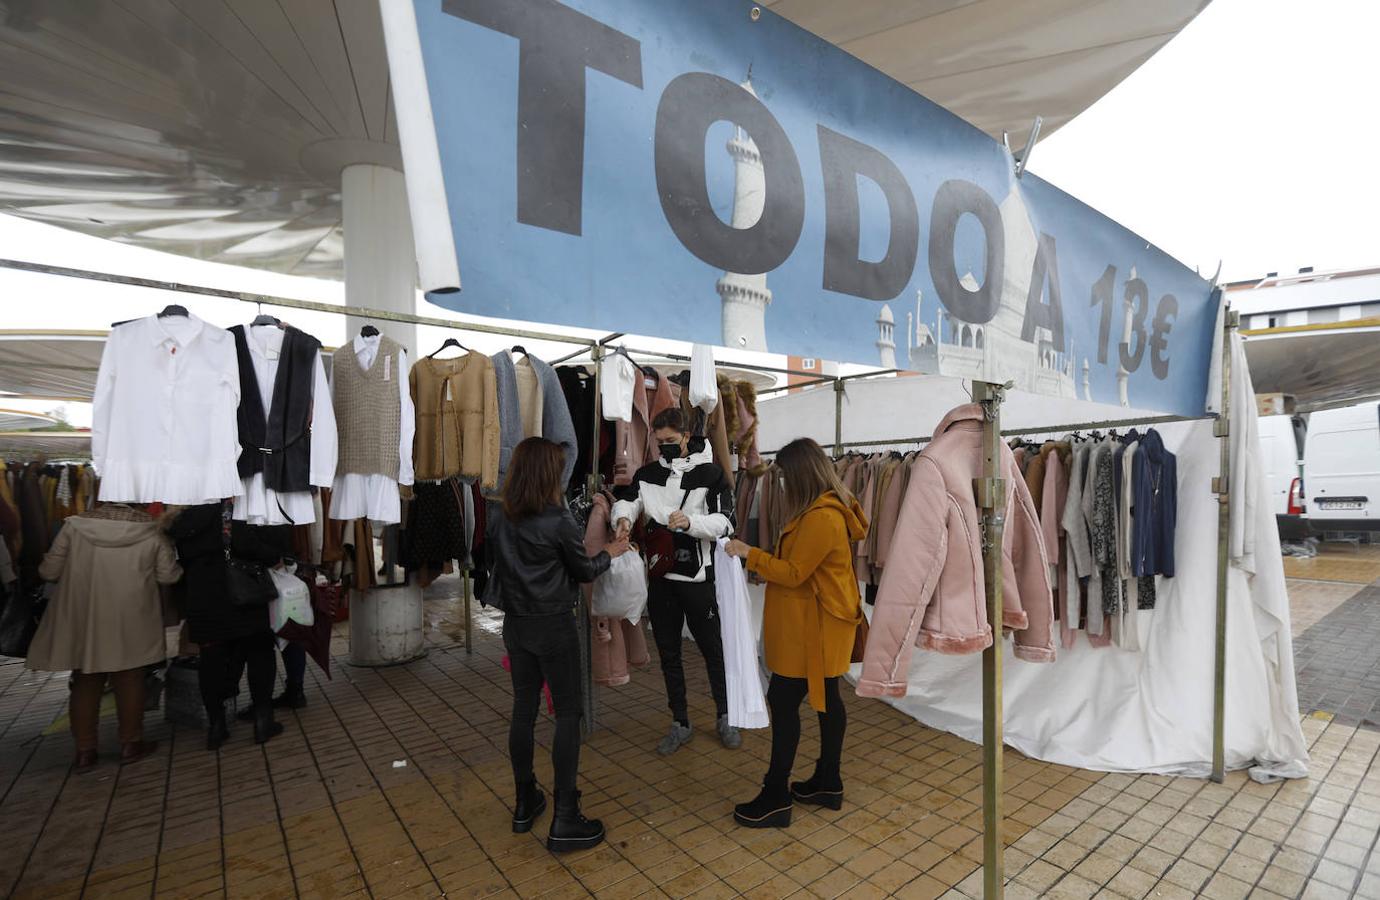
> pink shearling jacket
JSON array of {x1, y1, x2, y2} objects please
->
[
  {"x1": 583, "y1": 492, "x2": 650, "y2": 686},
  {"x1": 857, "y1": 404, "x2": 1055, "y2": 699}
]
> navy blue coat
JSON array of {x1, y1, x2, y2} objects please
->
[{"x1": 1131, "y1": 429, "x2": 1177, "y2": 578}]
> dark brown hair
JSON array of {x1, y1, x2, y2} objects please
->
[
  {"x1": 651, "y1": 407, "x2": 687, "y2": 434},
  {"x1": 503, "y1": 437, "x2": 564, "y2": 520},
  {"x1": 775, "y1": 438, "x2": 853, "y2": 529}
]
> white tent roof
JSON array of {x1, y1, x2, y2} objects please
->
[
  {"x1": 0, "y1": 331, "x2": 107, "y2": 402},
  {"x1": 0, "y1": 1, "x2": 1208, "y2": 278}
]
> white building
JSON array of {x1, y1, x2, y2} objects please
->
[
  {"x1": 1228, "y1": 266, "x2": 1380, "y2": 329},
  {"x1": 717, "y1": 78, "x2": 772, "y2": 352}
]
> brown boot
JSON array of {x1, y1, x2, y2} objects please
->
[{"x1": 119, "y1": 740, "x2": 159, "y2": 766}]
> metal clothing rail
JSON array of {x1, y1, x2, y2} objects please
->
[{"x1": 0, "y1": 258, "x2": 601, "y2": 349}]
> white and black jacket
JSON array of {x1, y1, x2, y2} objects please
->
[{"x1": 612, "y1": 441, "x2": 735, "y2": 584}]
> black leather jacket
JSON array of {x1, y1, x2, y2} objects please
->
[{"x1": 484, "y1": 504, "x2": 610, "y2": 616}]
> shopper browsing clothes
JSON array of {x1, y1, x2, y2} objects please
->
[
  {"x1": 487, "y1": 437, "x2": 631, "y2": 852},
  {"x1": 27, "y1": 503, "x2": 181, "y2": 770},
  {"x1": 165, "y1": 504, "x2": 291, "y2": 749},
  {"x1": 613, "y1": 408, "x2": 741, "y2": 754},
  {"x1": 725, "y1": 438, "x2": 867, "y2": 828}
]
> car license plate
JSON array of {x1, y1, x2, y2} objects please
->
[{"x1": 1319, "y1": 500, "x2": 1364, "y2": 510}]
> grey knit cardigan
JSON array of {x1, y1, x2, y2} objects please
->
[{"x1": 491, "y1": 350, "x2": 578, "y2": 492}]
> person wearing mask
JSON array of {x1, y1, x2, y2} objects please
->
[
  {"x1": 487, "y1": 437, "x2": 631, "y2": 852},
  {"x1": 613, "y1": 408, "x2": 740, "y2": 755},
  {"x1": 28, "y1": 503, "x2": 181, "y2": 770},
  {"x1": 724, "y1": 438, "x2": 867, "y2": 828}
]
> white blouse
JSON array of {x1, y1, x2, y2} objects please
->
[
  {"x1": 231, "y1": 324, "x2": 338, "y2": 525},
  {"x1": 93, "y1": 314, "x2": 243, "y2": 505},
  {"x1": 329, "y1": 334, "x2": 415, "y2": 525}
]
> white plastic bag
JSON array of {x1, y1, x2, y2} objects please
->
[
  {"x1": 689, "y1": 343, "x2": 718, "y2": 414},
  {"x1": 268, "y1": 567, "x2": 314, "y2": 634},
  {"x1": 591, "y1": 552, "x2": 648, "y2": 624}
]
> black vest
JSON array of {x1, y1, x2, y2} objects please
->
[{"x1": 231, "y1": 325, "x2": 322, "y2": 493}]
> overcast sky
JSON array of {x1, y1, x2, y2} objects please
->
[{"x1": 2, "y1": 0, "x2": 1376, "y2": 428}]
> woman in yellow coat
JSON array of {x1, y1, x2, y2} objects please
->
[{"x1": 725, "y1": 438, "x2": 868, "y2": 828}]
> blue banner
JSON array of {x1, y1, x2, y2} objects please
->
[{"x1": 404, "y1": 0, "x2": 1217, "y2": 416}]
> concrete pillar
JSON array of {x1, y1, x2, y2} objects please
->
[{"x1": 342, "y1": 164, "x2": 418, "y2": 356}]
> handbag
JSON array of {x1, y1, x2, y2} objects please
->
[
  {"x1": 850, "y1": 613, "x2": 870, "y2": 664},
  {"x1": 642, "y1": 491, "x2": 688, "y2": 580},
  {"x1": 221, "y1": 509, "x2": 278, "y2": 608}
]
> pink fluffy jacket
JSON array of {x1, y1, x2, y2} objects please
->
[{"x1": 856, "y1": 404, "x2": 1055, "y2": 700}]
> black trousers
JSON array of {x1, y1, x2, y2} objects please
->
[
  {"x1": 504, "y1": 612, "x2": 582, "y2": 793},
  {"x1": 764, "y1": 675, "x2": 846, "y2": 792},
  {"x1": 648, "y1": 577, "x2": 728, "y2": 723},
  {"x1": 281, "y1": 642, "x2": 307, "y2": 691},
  {"x1": 199, "y1": 631, "x2": 276, "y2": 716}
]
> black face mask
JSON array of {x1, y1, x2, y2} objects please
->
[{"x1": 658, "y1": 442, "x2": 683, "y2": 463}]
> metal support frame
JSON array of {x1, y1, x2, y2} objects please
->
[
  {"x1": 1211, "y1": 307, "x2": 1239, "y2": 783},
  {"x1": 834, "y1": 379, "x2": 845, "y2": 457},
  {"x1": 462, "y1": 569, "x2": 473, "y2": 655},
  {"x1": 973, "y1": 380, "x2": 1009, "y2": 899},
  {"x1": 580, "y1": 343, "x2": 606, "y2": 738}
]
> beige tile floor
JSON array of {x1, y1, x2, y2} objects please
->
[{"x1": 0, "y1": 570, "x2": 1376, "y2": 899}]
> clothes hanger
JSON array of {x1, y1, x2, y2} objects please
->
[
  {"x1": 250, "y1": 303, "x2": 281, "y2": 327},
  {"x1": 157, "y1": 304, "x2": 189, "y2": 318},
  {"x1": 510, "y1": 344, "x2": 528, "y2": 358},
  {"x1": 360, "y1": 324, "x2": 379, "y2": 337},
  {"x1": 428, "y1": 337, "x2": 468, "y2": 358}
]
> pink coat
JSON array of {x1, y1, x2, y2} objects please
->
[
  {"x1": 857, "y1": 404, "x2": 1055, "y2": 699},
  {"x1": 583, "y1": 493, "x2": 649, "y2": 686},
  {"x1": 613, "y1": 371, "x2": 676, "y2": 486}
]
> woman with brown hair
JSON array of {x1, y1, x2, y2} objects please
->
[
  {"x1": 725, "y1": 438, "x2": 867, "y2": 828},
  {"x1": 486, "y1": 437, "x2": 630, "y2": 851}
]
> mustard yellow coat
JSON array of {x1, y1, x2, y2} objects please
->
[{"x1": 746, "y1": 491, "x2": 868, "y2": 711}]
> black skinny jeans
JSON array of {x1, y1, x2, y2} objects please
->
[
  {"x1": 765, "y1": 674, "x2": 846, "y2": 792},
  {"x1": 648, "y1": 577, "x2": 728, "y2": 723},
  {"x1": 504, "y1": 612, "x2": 582, "y2": 793}
]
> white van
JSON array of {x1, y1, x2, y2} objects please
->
[
  {"x1": 1304, "y1": 401, "x2": 1380, "y2": 533},
  {"x1": 1258, "y1": 414, "x2": 1307, "y2": 539}
]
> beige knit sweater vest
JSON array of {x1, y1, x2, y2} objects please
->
[{"x1": 333, "y1": 338, "x2": 402, "y2": 478}]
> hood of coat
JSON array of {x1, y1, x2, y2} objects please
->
[
  {"x1": 1138, "y1": 428, "x2": 1166, "y2": 462},
  {"x1": 64, "y1": 515, "x2": 162, "y2": 548},
  {"x1": 784, "y1": 490, "x2": 869, "y2": 542},
  {"x1": 1039, "y1": 440, "x2": 1072, "y2": 467},
  {"x1": 934, "y1": 402, "x2": 984, "y2": 434}
]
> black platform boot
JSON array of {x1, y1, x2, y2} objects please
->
[
  {"x1": 733, "y1": 782, "x2": 793, "y2": 828},
  {"x1": 546, "y1": 790, "x2": 605, "y2": 852},
  {"x1": 253, "y1": 704, "x2": 284, "y2": 744},
  {"x1": 206, "y1": 702, "x2": 230, "y2": 752},
  {"x1": 512, "y1": 781, "x2": 547, "y2": 834},
  {"x1": 791, "y1": 762, "x2": 844, "y2": 810}
]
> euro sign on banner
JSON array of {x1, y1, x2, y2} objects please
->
[{"x1": 383, "y1": 0, "x2": 1219, "y2": 417}]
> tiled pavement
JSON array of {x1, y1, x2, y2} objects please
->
[{"x1": 2, "y1": 572, "x2": 1380, "y2": 898}]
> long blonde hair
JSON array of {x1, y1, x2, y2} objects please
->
[{"x1": 775, "y1": 438, "x2": 852, "y2": 531}]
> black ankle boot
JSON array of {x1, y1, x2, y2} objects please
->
[
  {"x1": 734, "y1": 783, "x2": 793, "y2": 828},
  {"x1": 512, "y1": 782, "x2": 547, "y2": 834},
  {"x1": 791, "y1": 764, "x2": 844, "y2": 811},
  {"x1": 253, "y1": 704, "x2": 284, "y2": 745},
  {"x1": 206, "y1": 704, "x2": 230, "y2": 751},
  {"x1": 547, "y1": 790, "x2": 604, "y2": 852},
  {"x1": 272, "y1": 684, "x2": 307, "y2": 709}
]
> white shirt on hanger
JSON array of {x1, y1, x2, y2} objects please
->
[
  {"x1": 329, "y1": 334, "x2": 415, "y2": 525},
  {"x1": 231, "y1": 323, "x2": 338, "y2": 525},
  {"x1": 600, "y1": 353, "x2": 636, "y2": 422},
  {"x1": 714, "y1": 538, "x2": 770, "y2": 729},
  {"x1": 93, "y1": 313, "x2": 243, "y2": 504}
]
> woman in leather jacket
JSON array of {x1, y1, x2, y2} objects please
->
[{"x1": 486, "y1": 437, "x2": 630, "y2": 852}]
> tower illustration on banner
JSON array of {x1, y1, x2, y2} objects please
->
[
  {"x1": 880, "y1": 187, "x2": 1082, "y2": 400},
  {"x1": 717, "y1": 75, "x2": 771, "y2": 352}
]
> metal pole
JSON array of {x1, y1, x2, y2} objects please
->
[
  {"x1": 462, "y1": 568, "x2": 473, "y2": 654},
  {"x1": 580, "y1": 345, "x2": 605, "y2": 737},
  {"x1": 1211, "y1": 306, "x2": 1237, "y2": 783},
  {"x1": 834, "y1": 379, "x2": 845, "y2": 457},
  {"x1": 974, "y1": 380, "x2": 1008, "y2": 899}
]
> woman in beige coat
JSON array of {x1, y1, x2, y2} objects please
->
[{"x1": 27, "y1": 504, "x2": 181, "y2": 770}]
